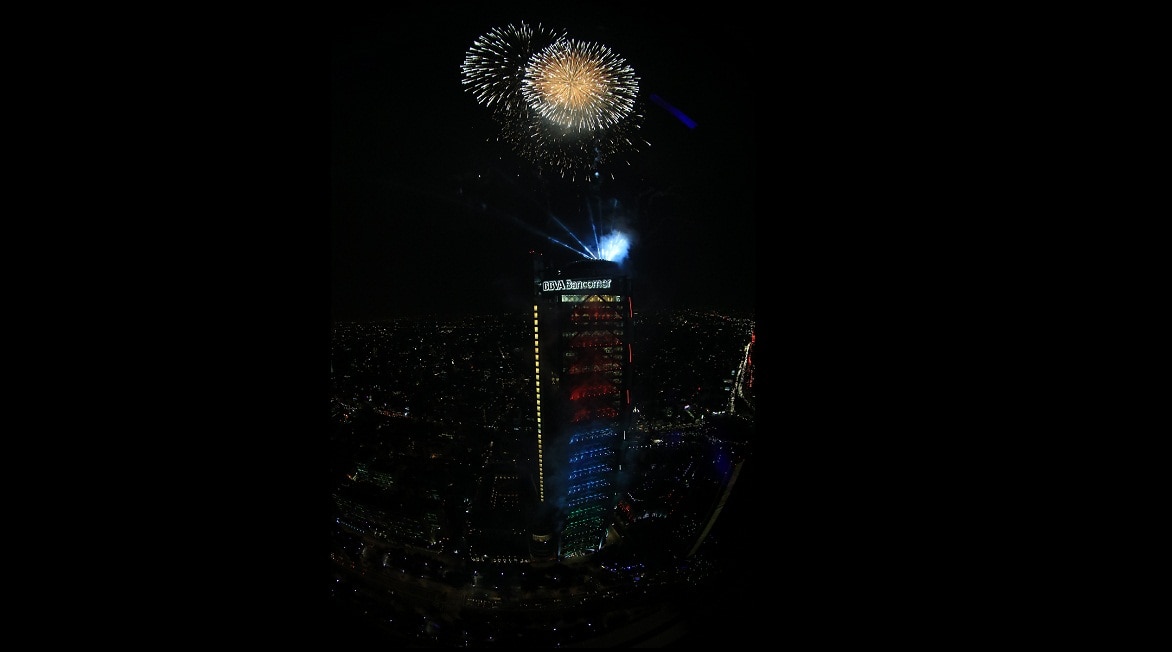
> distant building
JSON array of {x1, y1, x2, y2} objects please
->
[
  {"x1": 467, "y1": 464, "x2": 533, "y2": 564},
  {"x1": 530, "y1": 256, "x2": 634, "y2": 560},
  {"x1": 353, "y1": 462, "x2": 396, "y2": 490},
  {"x1": 528, "y1": 505, "x2": 558, "y2": 562}
]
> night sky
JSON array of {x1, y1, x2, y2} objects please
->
[
  {"x1": 133, "y1": 7, "x2": 981, "y2": 638},
  {"x1": 331, "y1": 5, "x2": 756, "y2": 322}
]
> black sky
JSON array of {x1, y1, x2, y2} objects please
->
[{"x1": 331, "y1": 5, "x2": 756, "y2": 322}]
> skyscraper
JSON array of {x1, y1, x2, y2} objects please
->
[{"x1": 530, "y1": 255, "x2": 633, "y2": 560}]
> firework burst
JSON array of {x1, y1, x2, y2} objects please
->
[
  {"x1": 522, "y1": 39, "x2": 638, "y2": 134},
  {"x1": 461, "y1": 22, "x2": 565, "y2": 120},
  {"x1": 461, "y1": 23, "x2": 645, "y2": 177}
]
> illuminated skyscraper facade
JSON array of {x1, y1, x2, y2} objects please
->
[{"x1": 531, "y1": 257, "x2": 633, "y2": 560}]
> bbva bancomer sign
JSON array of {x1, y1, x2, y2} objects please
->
[{"x1": 541, "y1": 277, "x2": 613, "y2": 292}]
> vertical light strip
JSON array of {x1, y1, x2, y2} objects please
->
[{"x1": 532, "y1": 304, "x2": 544, "y2": 503}]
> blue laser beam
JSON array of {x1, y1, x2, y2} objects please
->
[{"x1": 650, "y1": 94, "x2": 696, "y2": 129}]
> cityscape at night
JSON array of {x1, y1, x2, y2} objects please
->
[
  {"x1": 330, "y1": 6, "x2": 762, "y2": 646},
  {"x1": 67, "y1": 3, "x2": 1004, "y2": 646},
  {"x1": 329, "y1": 307, "x2": 756, "y2": 646}
]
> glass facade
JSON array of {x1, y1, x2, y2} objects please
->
[{"x1": 533, "y1": 259, "x2": 633, "y2": 559}]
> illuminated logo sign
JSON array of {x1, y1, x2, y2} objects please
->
[{"x1": 542, "y1": 278, "x2": 613, "y2": 292}]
